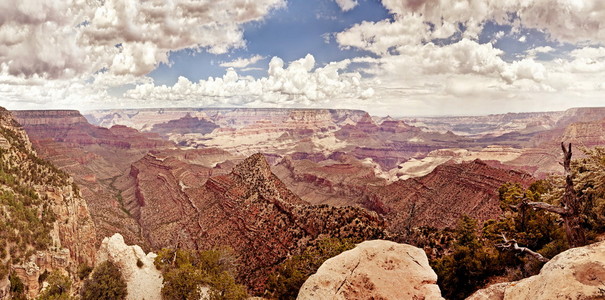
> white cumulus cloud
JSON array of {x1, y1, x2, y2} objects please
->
[
  {"x1": 124, "y1": 54, "x2": 374, "y2": 106},
  {"x1": 0, "y1": 0, "x2": 285, "y2": 80},
  {"x1": 334, "y1": 0, "x2": 359, "y2": 11}
]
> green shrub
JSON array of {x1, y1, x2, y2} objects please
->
[
  {"x1": 9, "y1": 273, "x2": 25, "y2": 299},
  {"x1": 38, "y1": 271, "x2": 72, "y2": 300},
  {"x1": 266, "y1": 237, "x2": 357, "y2": 299},
  {"x1": 77, "y1": 263, "x2": 93, "y2": 280},
  {"x1": 80, "y1": 261, "x2": 127, "y2": 300},
  {"x1": 433, "y1": 216, "x2": 503, "y2": 300},
  {"x1": 155, "y1": 248, "x2": 247, "y2": 300},
  {"x1": 161, "y1": 264, "x2": 204, "y2": 300}
]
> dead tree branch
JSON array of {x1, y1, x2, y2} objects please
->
[
  {"x1": 525, "y1": 202, "x2": 569, "y2": 215},
  {"x1": 496, "y1": 234, "x2": 550, "y2": 263},
  {"x1": 509, "y1": 143, "x2": 586, "y2": 247}
]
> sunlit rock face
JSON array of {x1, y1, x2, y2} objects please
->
[
  {"x1": 96, "y1": 233, "x2": 163, "y2": 300},
  {"x1": 297, "y1": 240, "x2": 444, "y2": 300},
  {"x1": 468, "y1": 240, "x2": 605, "y2": 300}
]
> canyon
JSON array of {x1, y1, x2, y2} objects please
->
[{"x1": 6, "y1": 106, "x2": 605, "y2": 298}]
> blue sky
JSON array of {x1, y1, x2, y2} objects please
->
[
  {"x1": 0, "y1": 0, "x2": 604, "y2": 115},
  {"x1": 150, "y1": 1, "x2": 559, "y2": 85},
  {"x1": 149, "y1": 0, "x2": 390, "y2": 85}
]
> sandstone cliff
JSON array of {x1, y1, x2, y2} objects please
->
[
  {"x1": 12, "y1": 110, "x2": 174, "y2": 247},
  {"x1": 468, "y1": 240, "x2": 605, "y2": 300},
  {"x1": 297, "y1": 240, "x2": 444, "y2": 300},
  {"x1": 0, "y1": 108, "x2": 97, "y2": 298}
]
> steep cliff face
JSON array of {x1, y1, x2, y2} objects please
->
[
  {"x1": 12, "y1": 110, "x2": 174, "y2": 247},
  {"x1": 122, "y1": 153, "x2": 386, "y2": 293},
  {"x1": 554, "y1": 107, "x2": 605, "y2": 128},
  {"x1": 13, "y1": 110, "x2": 169, "y2": 149},
  {"x1": 150, "y1": 114, "x2": 219, "y2": 137},
  {"x1": 86, "y1": 108, "x2": 467, "y2": 167},
  {"x1": 0, "y1": 108, "x2": 97, "y2": 299},
  {"x1": 368, "y1": 160, "x2": 535, "y2": 232},
  {"x1": 405, "y1": 111, "x2": 564, "y2": 137},
  {"x1": 506, "y1": 116, "x2": 605, "y2": 179}
]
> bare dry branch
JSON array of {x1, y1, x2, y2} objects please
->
[
  {"x1": 525, "y1": 201, "x2": 569, "y2": 215},
  {"x1": 496, "y1": 234, "x2": 550, "y2": 263}
]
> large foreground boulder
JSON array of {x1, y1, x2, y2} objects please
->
[
  {"x1": 297, "y1": 240, "x2": 444, "y2": 300},
  {"x1": 468, "y1": 240, "x2": 605, "y2": 300},
  {"x1": 96, "y1": 233, "x2": 163, "y2": 300}
]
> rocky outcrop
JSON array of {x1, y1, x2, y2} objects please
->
[
  {"x1": 297, "y1": 240, "x2": 444, "y2": 300},
  {"x1": 468, "y1": 240, "x2": 605, "y2": 300},
  {"x1": 96, "y1": 234, "x2": 163, "y2": 300},
  {"x1": 0, "y1": 107, "x2": 97, "y2": 298},
  {"x1": 122, "y1": 153, "x2": 386, "y2": 293},
  {"x1": 368, "y1": 160, "x2": 534, "y2": 231}
]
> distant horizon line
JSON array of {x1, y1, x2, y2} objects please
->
[{"x1": 7, "y1": 105, "x2": 604, "y2": 118}]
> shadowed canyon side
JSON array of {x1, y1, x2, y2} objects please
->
[{"x1": 0, "y1": 108, "x2": 97, "y2": 298}]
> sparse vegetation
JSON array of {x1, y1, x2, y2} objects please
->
[
  {"x1": 266, "y1": 237, "x2": 357, "y2": 299},
  {"x1": 154, "y1": 248, "x2": 247, "y2": 300},
  {"x1": 77, "y1": 263, "x2": 93, "y2": 280},
  {"x1": 430, "y1": 146, "x2": 605, "y2": 299},
  {"x1": 38, "y1": 271, "x2": 72, "y2": 300},
  {"x1": 9, "y1": 273, "x2": 26, "y2": 300},
  {"x1": 0, "y1": 121, "x2": 75, "y2": 288}
]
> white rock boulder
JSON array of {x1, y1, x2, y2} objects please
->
[
  {"x1": 297, "y1": 240, "x2": 444, "y2": 300},
  {"x1": 468, "y1": 240, "x2": 605, "y2": 300},
  {"x1": 96, "y1": 233, "x2": 163, "y2": 300}
]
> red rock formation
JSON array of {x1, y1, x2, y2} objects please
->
[
  {"x1": 13, "y1": 110, "x2": 169, "y2": 149},
  {"x1": 273, "y1": 154, "x2": 387, "y2": 206},
  {"x1": 150, "y1": 113, "x2": 219, "y2": 137},
  {"x1": 11, "y1": 110, "x2": 174, "y2": 247},
  {"x1": 368, "y1": 160, "x2": 534, "y2": 232},
  {"x1": 86, "y1": 108, "x2": 369, "y2": 131},
  {"x1": 122, "y1": 153, "x2": 386, "y2": 293}
]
